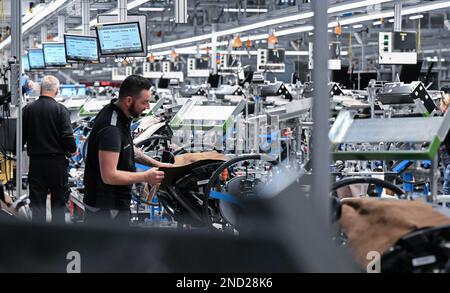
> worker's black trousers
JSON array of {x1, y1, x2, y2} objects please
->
[
  {"x1": 84, "y1": 208, "x2": 130, "y2": 226},
  {"x1": 28, "y1": 155, "x2": 69, "y2": 223}
]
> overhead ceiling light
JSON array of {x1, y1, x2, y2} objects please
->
[
  {"x1": 153, "y1": 49, "x2": 308, "y2": 56},
  {"x1": 388, "y1": 18, "x2": 395, "y2": 23},
  {"x1": 215, "y1": 50, "x2": 309, "y2": 56},
  {"x1": 409, "y1": 14, "x2": 424, "y2": 20},
  {"x1": 127, "y1": 0, "x2": 152, "y2": 10},
  {"x1": 423, "y1": 48, "x2": 450, "y2": 54},
  {"x1": 335, "y1": 10, "x2": 393, "y2": 26},
  {"x1": 74, "y1": 0, "x2": 153, "y2": 29},
  {"x1": 403, "y1": 0, "x2": 450, "y2": 15},
  {"x1": 149, "y1": 0, "x2": 387, "y2": 51},
  {"x1": 155, "y1": 0, "x2": 450, "y2": 54},
  {"x1": 0, "y1": 0, "x2": 69, "y2": 50},
  {"x1": 22, "y1": 4, "x2": 45, "y2": 23},
  {"x1": 373, "y1": 20, "x2": 382, "y2": 25},
  {"x1": 223, "y1": 8, "x2": 268, "y2": 13},
  {"x1": 145, "y1": 0, "x2": 450, "y2": 53},
  {"x1": 219, "y1": 50, "x2": 257, "y2": 55},
  {"x1": 328, "y1": 0, "x2": 393, "y2": 14},
  {"x1": 335, "y1": 0, "x2": 450, "y2": 28},
  {"x1": 138, "y1": 7, "x2": 165, "y2": 12},
  {"x1": 285, "y1": 51, "x2": 309, "y2": 56},
  {"x1": 275, "y1": 26, "x2": 314, "y2": 36},
  {"x1": 215, "y1": 12, "x2": 314, "y2": 38},
  {"x1": 353, "y1": 24, "x2": 363, "y2": 28},
  {"x1": 240, "y1": 34, "x2": 269, "y2": 41}
]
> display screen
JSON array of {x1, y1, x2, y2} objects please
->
[
  {"x1": 158, "y1": 78, "x2": 170, "y2": 89},
  {"x1": 400, "y1": 60, "x2": 423, "y2": 83},
  {"x1": 22, "y1": 55, "x2": 30, "y2": 71},
  {"x1": 170, "y1": 62, "x2": 182, "y2": 72},
  {"x1": 60, "y1": 84, "x2": 87, "y2": 96},
  {"x1": 207, "y1": 74, "x2": 220, "y2": 88},
  {"x1": 393, "y1": 32, "x2": 417, "y2": 52},
  {"x1": 149, "y1": 62, "x2": 161, "y2": 72},
  {"x1": 96, "y1": 22, "x2": 144, "y2": 55},
  {"x1": 28, "y1": 49, "x2": 45, "y2": 69},
  {"x1": 64, "y1": 34, "x2": 99, "y2": 62},
  {"x1": 268, "y1": 49, "x2": 285, "y2": 64},
  {"x1": 43, "y1": 43, "x2": 67, "y2": 66},
  {"x1": 97, "y1": 14, "x2": 148, "y2": 57},
  {"x1": 196, "y1": 58, "x2": 209, "y2": 69}
]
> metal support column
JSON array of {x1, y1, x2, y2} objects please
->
[
  {"x1": 193, "y1": 4, "x2": 198, "y2": 34},
  {"x1": 118, "y1": 0, "x2": 127, "y2": 22},
  {"x1": 211, "y1": 24, "x2": 217, "y2": 74},
  {"x1": 28, "y1": 35, "x2": 34, "y2": 49},
  {"x1": 237, "y1": 0, "x2": 242, "y2": 23},
  {"x1": 243, "y1": 0, "x2": 247, "y2": 18},
  {"x1": 392, "y1": 1, "x2": 402, "y2": 81},
  {"x1": 225, "y1": 0, "x2": 230, "y2": 23},
  {"x1": 438, "y1": 46, "x2": 442, "y2": 89},
  {"x1": 394, "y1": 1, "x2": 402, "y2": 32},
  {"x1": 41, "y1": 25, "x2": 48, "y2": 43},
  {"x1": 174, "y1": 0, "x2": 187, "y2": 24},
  {"x1": 2, "y1": 50, "x2": 9, "y2": 65},
  {"x1": 81, "y1": 0, "x2": 90, "y2": 36},
  {"x1": 161, "y1": 10, "x2": 165, "y2": 42},
  {"x1": 361, "y1": 33, "x2": 367, "y2": 72},
  {"x1": 58, "y1": 15, "x2": 65, "y2": 40},
  {"x1": 202, "y1": 10, "x2": 206, "y2": 33},
  {"x1": 11, "y1": 0, "x2": 23, "y2": 198},
  {"x1": 312, "y1": 0, "x2": 330, "y2": 227},
  {"x1": 431, "y1": 155, "x2": 438, "y2": 202}
]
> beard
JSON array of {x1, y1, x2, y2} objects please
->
[{"x1": 129, "y1": 101, "x2": 141, "y2": 118}]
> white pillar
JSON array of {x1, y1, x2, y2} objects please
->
[
  {"x1": 58, "y1": 15, "x2": 65, "y2": 40},
  {"x1": 11, "y1": 0, "x2": 24, "y2": 198},
  {"x1": 118, "y1": 0, "x2": 127, "y2": 22},
  {"x1": 82, "y1": 0, "x2": 90, "y2": 35}
]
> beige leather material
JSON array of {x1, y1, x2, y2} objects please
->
[
  {"x1": 173, "y1": 152, "x2": 227, "y2": 166},
  {"x1": 339, "y1": 198, "x2": 450, "y2": 266}
]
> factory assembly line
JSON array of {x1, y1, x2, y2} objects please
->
[{"x1": 1, "y1": 0, "x2": 450, "y2": 274}]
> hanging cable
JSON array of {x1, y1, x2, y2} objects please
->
[
  {"x1": 418, "y1": 17, "x2": 422, "y2": 53},
  {"x1": 297, "y1": 33, "x2": 300, "y2": 79}
]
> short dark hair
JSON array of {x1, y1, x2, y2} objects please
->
[{"x1": 118, "y1": 75, "x2": 151, "y2": 100}]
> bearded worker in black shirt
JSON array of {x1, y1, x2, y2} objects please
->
[
  {"x1": 83, "y1": 75, "x2": 172, "y2": 225},
  {"x1": 23, "y1": 75, "x2": 77, "y2": 223}
]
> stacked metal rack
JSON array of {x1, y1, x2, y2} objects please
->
[{"x1": 330, "y1": 110, "x2": 450, "y2": 201}]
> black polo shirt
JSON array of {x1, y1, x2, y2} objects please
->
[
  {"x1": 23, "y1": 96, "x2": 76, "y2": 157},
  {"x1": 83, "y1": 99, "x2": 135, "y2": 209}
]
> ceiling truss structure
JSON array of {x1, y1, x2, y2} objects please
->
[{"x1": 1, "y1": 0, "x2": 450, "y2": 79}]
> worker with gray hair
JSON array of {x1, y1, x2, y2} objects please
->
[{"x1": 23, "y1": 75, "x2": 77, "y2": 223}]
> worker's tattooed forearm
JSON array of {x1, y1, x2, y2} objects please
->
[{"x1": 134, "y1": 146, "x2": 158, "y2": 167}]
